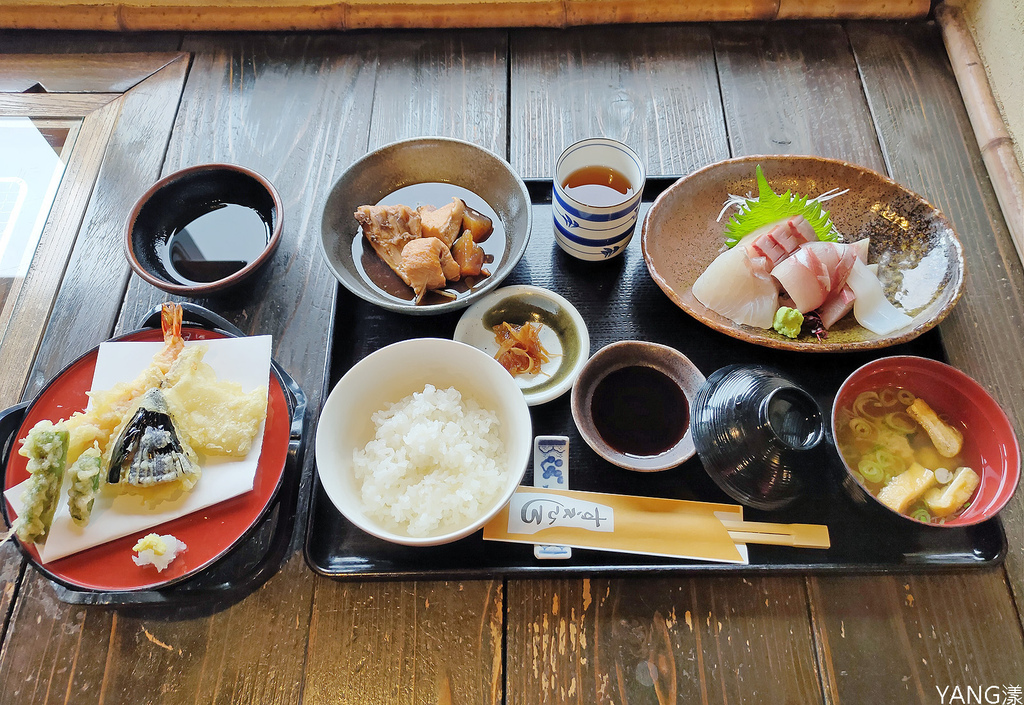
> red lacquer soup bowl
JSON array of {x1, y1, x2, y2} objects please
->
[{"x1": 832, "y1": 356, "x2": 1020, "y2": 528}]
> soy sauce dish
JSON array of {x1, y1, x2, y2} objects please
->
[
  {"x1": 571, "y1": 341, "x2": 705, "y2": 472},
  {"x1": 125, "y1": 164, "x2": 283, "y2": 295}
]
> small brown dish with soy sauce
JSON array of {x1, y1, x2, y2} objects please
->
[
  {"x1": 571, "y1": 340, "x2": 706, "y2": 472},
  {"x1": 125, "y1": 164, "x2": 283, "y2": 296}
]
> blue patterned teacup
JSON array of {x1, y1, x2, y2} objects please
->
[{"x1": 552, "y1": 138, "x2": 646, "y2": 261}]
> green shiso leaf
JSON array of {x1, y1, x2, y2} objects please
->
[{"x1": 723, "y1": 165, "x2": 840, "y2": 248}]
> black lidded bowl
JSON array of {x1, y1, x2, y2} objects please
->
[{"x1": 692, "y1": 364, "x2": 825, "y2": 511}]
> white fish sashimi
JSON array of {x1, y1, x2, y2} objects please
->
[
  {"x1": 692, "y1": 236, "x2": 779, "y2": 329},
  {"x1": 845, "y1": 258, "x2": 913, "y2": 335}
]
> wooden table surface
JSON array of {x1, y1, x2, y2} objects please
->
[{"x1": 1, "y1": 21, "x2": 1022, "y2": 704}]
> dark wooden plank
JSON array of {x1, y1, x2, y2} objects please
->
[
  {"x1": 849, "y1": 19, "x2": 1024, "y2": 613},
  {"x1": 303, "y1": 29, "x2": 508, "y2": 704},
  {"x1": 507, "y1": 24, "x2": 825, "y2": 704},
  {"x1": 509, "y1": 24, "x2": 729, "y2": 177},
  {"x1": 366, "y1": 30, "x2": 508, "y2": 152},
  {"x1": 306, "y1": 580, "x2": 504, "y2": 704},
  {"x1": 506, "y1": 577, "x2": 825, "y2": 704},
  {"x1": 0, "y1": 53, "x2": 184, "y2": 93},
  {"x1": 809, "y1": 572, "x2": 1024, "y2": 703},
  {"x1": 0, "y1": 31, "x2": 182, "y2": 55},
  {"x1": 713, "y1": 22, "x2": 886, "y2": 172}
]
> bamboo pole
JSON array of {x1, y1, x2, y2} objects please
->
[
  {"x1": 936, "y1": 2, "x2": 1024, "y2": 267},
  {"x1": 0, "y1": 0, "x2": 930, "y2": 32}
]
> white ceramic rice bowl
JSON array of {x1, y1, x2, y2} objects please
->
[{"x1": 315, "y1": 338, "x2": 533, "y2": 546}]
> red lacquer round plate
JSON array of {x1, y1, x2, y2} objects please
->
[{"x1": 2, "y1": 326, "x2": 290, "y2": 592}]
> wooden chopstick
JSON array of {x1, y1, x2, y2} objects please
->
[{"x1": 720, "y1": 520, "x2": 831, "y2": 549}]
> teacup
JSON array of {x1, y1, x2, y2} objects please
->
[{"x1": 552, "y1": 138, "x2": 646, "y2": 261}]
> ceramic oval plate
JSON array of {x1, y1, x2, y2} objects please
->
[
  {"x1": 454, "y1": 285, "x2": 590, "y2": 405},
  {"x1": 641, "y1": 156, "x2": 966, "y2": 352}
]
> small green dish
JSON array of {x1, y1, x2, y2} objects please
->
[{"x1": 454, "y1": 285, "x2": 590, "y2": 406}]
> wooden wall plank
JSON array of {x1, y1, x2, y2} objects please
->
[
  {"x1": 303, "y1": 29, "x2": 508, "y2": 705},
  {"x1": 507, "y1": 23, "x2": 825, "y2": 705},
  {"x1": 509, "y1": 24, "x2": 729, "y2": 178},
  {"x1": 848, "y1": 19, "x2": 1024, "y2": 615}
]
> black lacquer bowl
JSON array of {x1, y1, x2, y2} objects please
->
[{"x1": 692, "y1": 364, "x2": 825, "y2": 510}]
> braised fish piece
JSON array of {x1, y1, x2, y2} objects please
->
[
  {"x1": 107, "y1": 388, "x2": 201, "y2": 490},
  {"x1": 398, "y1": 237, "x2": 461, "y2": 303},
  {"x1": 418, "y1": 198, "x2": 465, "y2": 248},
  {"x1": 355, "y1": 204, "x2": 422, "y2": 273}
]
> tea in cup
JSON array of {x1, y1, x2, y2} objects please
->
[{"x1": 552, "y1": 138, "x2": 646, "y2": 261}]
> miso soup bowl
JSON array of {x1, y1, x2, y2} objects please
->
[
  {"x1": 314, "y1": 338, "x2": 533, "y2": 546},
  {"x1": 832, "y1": 356, "x2": 1020, "y2": 528}
]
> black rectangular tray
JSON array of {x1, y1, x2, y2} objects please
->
[{"x1": 304, "y1": 177, "x2": 1005, "y2": 580}]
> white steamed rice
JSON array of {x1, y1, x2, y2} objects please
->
[{"x1": 353, "y1": 384, "x2": 508, "y2": 537}]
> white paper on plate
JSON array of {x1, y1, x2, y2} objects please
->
[{"x1": 4, "y1": 335, "x2": 272, "y2": 563}]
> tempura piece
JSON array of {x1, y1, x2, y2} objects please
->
[
  {"x1": 66, "y1": 444, "x2": 103, "y2": 527},
  {"x1": 65, "y1": 302, "x2": 186, "y2": 466},
  {"x1": 106, "y1": 388, "x2": 201, "y2": 490},
  {"x1": 14, "y1": 421, "x2": 69, "y2": 544},
  {"x1": 877, "y1": 462, "x2": 936, "y2": 514},
  {"x1": 906, "y1": 398, "x2": 963, "y2": 458},
  {"x1": 924, "y1": 467, "x2": 980, "y2": 518},
  {"x1": 162, "y1": 345, "x2": 268, "y2": 456},
  {"x1": 418, "y1": 197, "x2": 465, "y2": 248}
]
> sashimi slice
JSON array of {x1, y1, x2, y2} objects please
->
[
  {"x1": 844, "y1": 259, "x2": 912, "y2": 335},
  {"x1": 771, "y1": 246, "x2": 831, "y2": 312},
  {"x1": 745, "y1": 216, "x2": 817, "y2": 270},
  {"x1": 692, "y1": 237, "x2": 779, "y2": 329},
  {"x1": 818, "y1": 285, "x2": 856, "y2": 328}
]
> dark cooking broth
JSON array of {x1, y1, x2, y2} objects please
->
[
  {"x1": 161, "y1": 202, "x2": 270, "y2": 284},
  {"x1": 591, "y1": 366, "x2": 690, "y2": 457},
  {"x1": 352, "y1": 182, "x2": 505, "y2": 306}
]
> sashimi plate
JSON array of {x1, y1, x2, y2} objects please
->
[{"x1": 640, "y1": 155, "x2": 965, "y2": 352}]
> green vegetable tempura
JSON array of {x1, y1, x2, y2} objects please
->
[
  {"x1": 14, "y1": 420, "x2": 70, "y2": 544},
  {"x1": 773, "y1": 307, "x2": 804, "y2": 339}
]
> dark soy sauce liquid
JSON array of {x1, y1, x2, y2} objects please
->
[
  {"x1": 562, "y1": 165, "x2": 635, "y2": 206},
  {"x1": 353, "y1": 183, "x2": 505, "y2": 306},
  {"x1": 162, "y1": 203, "x2": 269, "y2": 284},
  {"x1": 591, "y1": 366, "x2": 689, "y2": 457}
]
